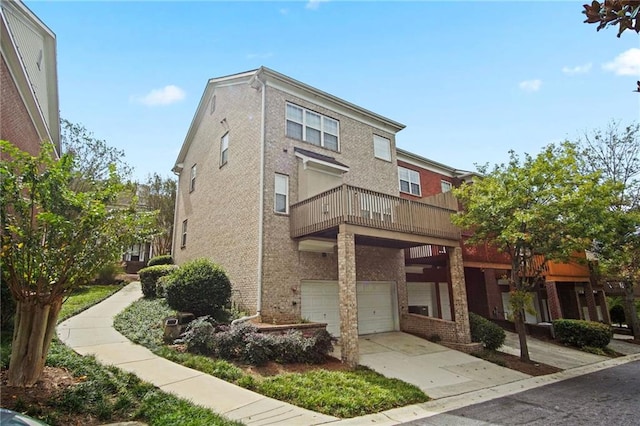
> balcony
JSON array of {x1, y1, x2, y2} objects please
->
[{"x1": 290, "y1": 184, "x2": 461, "y2": 246}]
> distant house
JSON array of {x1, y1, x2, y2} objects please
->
[
  {"x1": 1, "y1": 0, "x2": 60, "y2": 157},
  {"x1": 172, "y1": 67, "x2": 473, "y2": 366}
]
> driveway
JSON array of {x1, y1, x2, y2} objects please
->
[{"x1": 334, "y1": 332, "x2": 529, "y2": 399}]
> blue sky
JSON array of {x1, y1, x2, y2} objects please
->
[{"x1": 27, "y1": 0, "x2": 640, "y2": 181}]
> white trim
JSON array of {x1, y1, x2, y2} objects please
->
[
  {"x1": 286, "y1": 102, "x2": 340, "y2": 152},
  {"x1": 294, "y1": 151, "x2": 349, "y2": 173},
  {"x1": 274, "y1": 173, "x2": 289, "y2": 214},
  {"x1": 398, "y1": 166, "x2": 421, "y2": 196},
  {"x1": 373, "y1": 134, "x2": 391, "y2": 162}
]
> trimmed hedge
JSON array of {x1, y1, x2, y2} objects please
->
[
  {"x1": 469, "y1": 312, "x2": 506, "y2": 350},
  {"x1": 553, "y1": 319, "x2": 612, "y2": 349},
  {"x1": 147, "y1": 255, "x2": 174, "y2": 267},
  {"x1": 165, "y1": 258, "x2": 231, "y2": 317},
  {"x1": 138, "y1": 265, "x2": 177, "y2": 298}
]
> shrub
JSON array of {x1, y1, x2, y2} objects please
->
[
  {"x1": 94, "y1": 263, "x2": 124, "y2": 284},
  {"x1": 139, "y1": 265, "x2": 177, "y2": 298},
  {"x1": 147, "y1": 255, "x2": 173, "y2": 267},
  {"x1": 553, "y1": 319, "x2": 612, "y2": 349},
  {"x1": 469, "y1": 312, "x2": 505, "y2": 350},
  {"x1": 181, "y1": 316, "x2": 217, "y2": 354},
  {"x1": 165, "y1": 258, "x2": 231, "y2": 317},
  {"x1": 609, "y1": 304, "x2": 626, "y2": 326}
]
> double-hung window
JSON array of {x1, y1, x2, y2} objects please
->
[
  {"x1": 220, "y1": 133, "x2": 229, "y2": 166},
  {"x1": 441, "y1": 180, "x2": 452, "y2": 193},
  {"x1": 190, "y1": 164, "x2": 197, "y2": 192},
  {"x1": 373, "y1": 135, "x2": 391, "y2": 161},
  {"x1": 399, "y1": 167, "x2": 421, "y2": 196},
  {"x1": 274, "y1": 173, "x2": 289, "y2": 214},
  {"x1": 181, "y1": 219, "x2": 188, "y2": 248},
  {"x1": 286, "y1": 103, "x2": 339, "y2": 151}
]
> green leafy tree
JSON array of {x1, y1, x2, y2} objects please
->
[
  {"x1": 0, "y1": 140, "x2": 156, "y2": 387},
  {"x1": 579, "y1": 121, "x2": 640, "y2": 340},
  {"x1": 583, "y1": 0, "x2": 640, "y2": 37},
  {"x1": 135, "y1": 173, "x2": 177, "y2": 256},
  {"x1": 453, "y1": 142, "x2": 616, "y2": 361}
]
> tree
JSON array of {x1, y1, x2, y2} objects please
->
[
  {"x1": 136, "y1": 173, "x2": 176, "y2": 256},
  {"x1": 0, "y1": 140, "x2": 156, "y2": 387},
  {"x1": 583, "y1": 1, "x2": 640, "y2": 37},
  {"x1": 453, "y1": 142, "x2": 615, "y2": 361},
  {"x1": 579, "y1": 121, "x2": 640, "y2": 340}
]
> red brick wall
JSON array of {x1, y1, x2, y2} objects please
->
[
  {"x1": 397, "y1": 160, "x2": 454, "y2": 200},
  {"x1": 401, "y1": 313, "x2": 459, "y2": 342},
  {"x1": 464, "y1": 267, "x2": 489, "y2": 317},
  {"x1": 0, "y1": 55, "x2": 42, "y2": 156}
]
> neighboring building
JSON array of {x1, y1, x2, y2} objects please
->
[
  {"x1": 397, "y1": 149, "x2": 611, "y2": 326},
  {"x1": 122, "y1": 242, "x2": 153, "y2": 273},
  {"x1": 1, "y1": 0, "x2": 60, "y2": 157},
  {"x1": 172, "y1": 67, "x2": 473, "y2": 366}
]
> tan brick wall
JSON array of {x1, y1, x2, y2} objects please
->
[{"x1": 173, "y1": 81, "x2": 262, "y2": 312}]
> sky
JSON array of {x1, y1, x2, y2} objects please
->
[{"x1": 26, "y1": 0, "x2": 640, "y2": 182}]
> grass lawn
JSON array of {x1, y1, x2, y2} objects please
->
[
  {"x1": 1, "y1": 283, "x2": 240, "y2": 426},
  {"x1": 114, "y1": 298, "x2": 429, "y2": 418}
]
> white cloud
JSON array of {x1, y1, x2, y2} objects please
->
[
  {"x1": 132, "y1": 85, "x2": 185, "y2": 106},
  {"x1": 306, "y1": 0, "x2": 328, "y2": 10},
  {"x1": 603, "y1": 48, "x2": 640, "y2": 76},
  {"x1": 562, "y1": 63, "x2": 592, "y2": 75},
  {"x1": 519, "y1": 79, "x2": 542, "y2": 92},
  {"x1": 246, "y1": 52, "x2": 274, "y2": 60}
]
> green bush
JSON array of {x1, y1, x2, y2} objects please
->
[
  {"x1": 147, "y1": 255, "x2": 174, "y2": 267},
  {"x1": 94, "y1": 262, "x2": 125, "y2": 284},
  {"x1": 553, "y1": 319, "x2": 612, "y2": 349},
  {"x1": 609, "y1": 304, "x2": 626, "y2": 325},
  {"x1": 139, "y1": 265, "x2": 177, "y2": 298},
  {"x1": 469, "y1": 312, "x2": 506, "y2": 350},
  {"x1": 165, "y1": 258, "x2": 231, "y2": 317}
]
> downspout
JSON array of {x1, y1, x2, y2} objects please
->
[
  {"x1": 170, "y1": 166, "x2": 182, "y2": 257},
  {"x1": 232, "y1": 71, "x2": 265, "y2": 325}
]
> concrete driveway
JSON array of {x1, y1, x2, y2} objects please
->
[{"x1": 334, "y1": 332, "x2": 529, "y2": 399}]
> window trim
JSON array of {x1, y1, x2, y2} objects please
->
[
  {"x1": 274, "y1": 173, "x2": 289, "y2": 214},
  {"x1": 189, "y1": 164, "x2": 197, "y2": 192},
  {"x1": 181, "y1": 219, "x2": 188, "y2": 248},
  {"x1": 441, "y1": 180, "x2": 453, "y2": 193},
  {"x1": 220, "y1": 132, "x2": 229, "y2": 167},
  {"x1": 373, "y1": 134, "x2": 391, "y2": 162},
  {"x1": 399, "y1": 166, "x2": 421, "y2": 196},
  {"x1": 285, "y1": 102, "x2": 340, "y2": 152}
]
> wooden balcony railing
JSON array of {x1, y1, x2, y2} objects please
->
[{"x1": 290, "y1": 184, "x2": 461, "y2": 241}]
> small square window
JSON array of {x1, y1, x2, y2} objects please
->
[
  {"x1": 189, "y1": 164, "x2": 197, "y2": 192},
  {"x1": 441, "y1": 180, "x2": 453, "y2": 193},
  {"x1": 373, "y1": 135, "x2": 391, "y2": 162},
  {"x1": 220, "y1": 133, "x2": 229, "y2": 166}
]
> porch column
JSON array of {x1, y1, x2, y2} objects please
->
[
  {"x1": 597, "y1": 290, "x2": 611, "y2": 324},
  {"x1": 448, "y1": 246, "x2": 471, "y2": 343},
  {"x1": 338, "y1": 225, "x2": 359, "y2": 368},
  {"x1": 584, "y1": 280, "x2": 598, "y2": 322},
  {"x1": 545, "y1": 281, "x2": 563, "y2": 320},
  {"x1": 484, "y1": 268, "x2": 504, "y2": 320}
]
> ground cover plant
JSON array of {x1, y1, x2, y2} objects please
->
[
  {"x1": 1, "y1": 285, "x2": 239, "y2": 426},
  {"x1": 114, "y1": 298, "x2": 429, "y2": 418}
]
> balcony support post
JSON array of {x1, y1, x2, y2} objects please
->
[
  {"x1": 448, "y1": 246, "x2": 472, "y2": 343},
  {"x1": 338, "y1": 224, "x2": 359, "y2": 368}
]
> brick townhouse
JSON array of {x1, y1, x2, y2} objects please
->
[
  {"x1": 172, "y1": 67, "x2": 473, "y2": 366},
  {"x1": 1, "y1": 0, "x2": 60, "y2": 157}
]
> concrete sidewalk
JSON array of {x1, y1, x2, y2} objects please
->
[{"x1": 57, "y1": 283, "x2": 337, "y2": 426}]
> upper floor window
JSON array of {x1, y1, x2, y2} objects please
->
[
  {"x1": 441, "y1": 180, "x2": 452, "y2": 193},
  {"x1": 399, "y1": 167, "x2": 421, "y2": 196},
  {"x1": 373, "y1": 135, "x2": 391, "y2": 162},
  {"x1": 220, "y1": 133, "x2": 229, "y2": 166},
  {"x1": 181, "y1": 219, "x2": 188, "y2": 248},
  {"x1": 190, "y1": 164, "x2": 197, "y2": 192},
  {"x1": 274, "y1": 173, "x2": 289, "y2": 214},
  {"x1": 286, "y1": 103, "x2": 339, "y2": 151}
]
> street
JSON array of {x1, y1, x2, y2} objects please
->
[{"x1": 404, "y1": 360, "x2": 640, "y2": 425}]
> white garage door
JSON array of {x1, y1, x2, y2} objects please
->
[{"x1": 301, "y1": 280, "x2": 396, "y2": 337}]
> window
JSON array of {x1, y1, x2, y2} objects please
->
[
  {"x1": 441, "y1": 180, "x2": 452, "y2": 193},
  {"x1": 286, "y1": 103, "x2": 339, "y2": 151},
  {"x1": 373, "y1": 135, "x2": 391, "y2": 161},
  {"x1": 274, "y1": 173, "x2": 289, "y2": 214},
  {"x1": 189, "y1": 164, "x2": 197, "y2": 192},
  {"x1": 399, "y1": 167, "x2": 421, "y2": 196},
  {"x1": 220, "y1": 133, "x2": 229, "y2": 166},
  {"x1": 181, "y1": 220, "x2": 188, "y2": 248}
]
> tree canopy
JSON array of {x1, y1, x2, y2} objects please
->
[
  {"x1": 135, "y1": 173, "x2": 177, "y2": 256},
  {"x1": 583, "y1": 1, "x2": 640, "y2": 37}
]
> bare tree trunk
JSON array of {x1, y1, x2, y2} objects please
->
[
  {"x1": 514, "y1": 309, "x2": 531, "y2": 362},
  {"x1": 7, "y1": 297, "x2": 62, "y2": 387},
  {"x1": 622, "y1": 283, "x2": 640, "y2": 341}
]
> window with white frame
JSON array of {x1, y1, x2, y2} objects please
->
[
  {"x1": 220, "y1": 133, "x2": 229, "y2": 166},
  {"x1": 189, "y1": 164, "x2": 197, "y2": 192},
  {"x1": 399, "y1": 167, "x2": 421, "y2": 196},
  {"x1": 274, "y1": 173, "x2": 289, "y2": 214},
  {"x1": 181, "y1": 219, "x2": 188, "y2": 248},
  {"x1": 441, "y1": 180, "x2": 452, "y2": 193},
  {"x1": 286, "y1": 103, "x2": 339, "y2": 151},
  {"x1": 373, "y1": 135, "x2": 391, "y2": 161}
]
